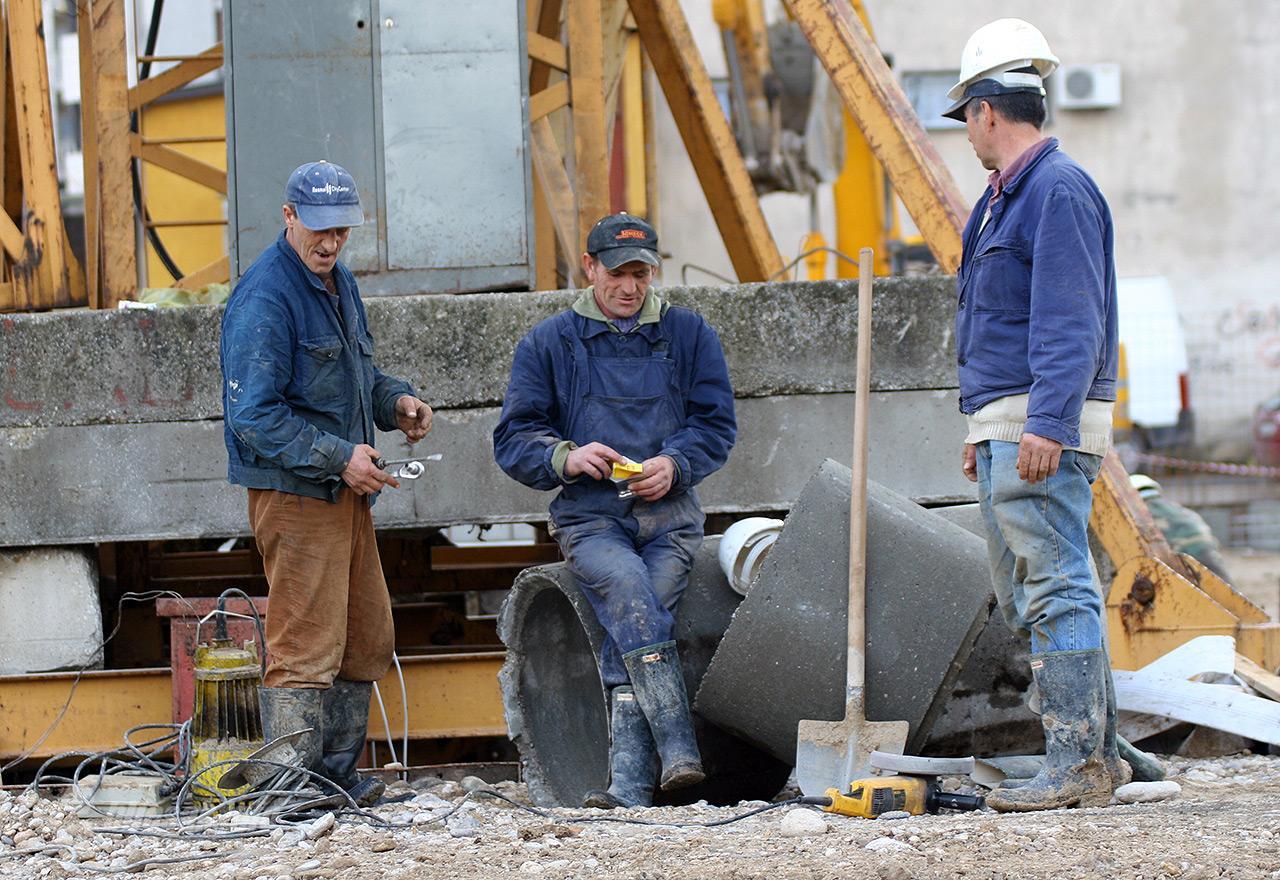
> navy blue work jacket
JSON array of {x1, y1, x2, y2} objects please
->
[
  {"x1": 955, "y1": 138, "x2": 1118, "y2": 448},
  {"x1": 492, "y1": 300, "x2": 736, "y2": 524},
  {"x1": 220, "y1": 233, "x2": 416, "y2": 501}
]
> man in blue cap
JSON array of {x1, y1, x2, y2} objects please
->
[
  {"x1": 220, "y1": 161, "x2": 432, "y2": 806},
  {"x1": 494, "y1": 213, "x2": 736, "y2": 809}
]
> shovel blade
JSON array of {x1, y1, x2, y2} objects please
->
[{"x1": 795, "y1": 706, "x2": 909, "y2": 797}]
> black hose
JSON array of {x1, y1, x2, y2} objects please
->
[{"x1": 131, "y1": 0, "x2": 187, "y2": 282}]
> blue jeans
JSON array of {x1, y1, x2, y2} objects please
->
[
  {"x1": 554, "y1": 497, "x2": 703, "y2": 687},
  {"x1": 975, "y1": 440, "x2": 1104, "y2": 654}
]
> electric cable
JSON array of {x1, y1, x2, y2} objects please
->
[
  {"x1": 214, "y1": 587, "x2": 268, "y2": 679},
  {"x1": 474, "y1": 789, "x2": 831, "y2": 828}
]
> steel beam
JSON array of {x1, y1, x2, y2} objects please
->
[{"x1": 0, "y1": 653, "x2": 506, "y2": 763}]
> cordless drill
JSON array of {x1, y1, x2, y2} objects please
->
[{"x1": 803, "y1": 774, "x2": 985, "y2": 818}]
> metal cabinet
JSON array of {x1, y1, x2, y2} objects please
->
[{"x1": 225, "y1": 0, "x2": 534, "y2": 294}]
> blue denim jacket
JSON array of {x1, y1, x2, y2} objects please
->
[
  {"x1": 955, "y1": 139, "x2": 1118, "y2": 448},
  {"x1": 492, "y1": 300, "x2": 736, "y2": 518},
  {"x1": 220, "y1": 232, "x2": 416, "y2": 501}
]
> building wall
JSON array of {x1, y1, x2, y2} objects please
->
[{"x1": 654, "y1": 0, "x2": 1280, "y2": 455}]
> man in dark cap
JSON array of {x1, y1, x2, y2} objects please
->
[
  {"x1": 494, "y1": 213, "x2": 736, "y2": 809},
  {"x1": 220, "y1": 161, "x2": 432, "y2": 806}
]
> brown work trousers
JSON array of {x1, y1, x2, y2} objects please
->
[{"x1": 248, "y1": 488, "x2": 394, "y2": 688}]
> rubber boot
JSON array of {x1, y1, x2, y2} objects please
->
[
  {"x1": 322, "y1": 679, "x2": 386, "y2": 807},
  {"x1": 583, "y1": 686, "x2": 660, "y2": 809},
  {"x1": 985, "y1": 650, "x2": 1113, "y2": 812},
  {"x1": 259, "y1": 687, "x2": 324, "y2": 776},
  {"x1": 1102, "y1": 665, "x2": 1132, "y2": 789},
  {"x1": 622, "y1": 641, "x2": 705, "y2": 791},
  {"x1": 1118, "y1": 736, "x2": 1166, "y2": 782}
]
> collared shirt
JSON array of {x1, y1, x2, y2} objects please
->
[
  {"x1": 987, "y1": 137, "x2": 1055, "y2": 209},
  {"x1": 571, "y1": 286, "x2": 664, "y2": 332}
]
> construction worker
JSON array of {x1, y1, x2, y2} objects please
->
[
  {"x1": 220, "y1": 161, "x2": 432, "y2": 806},
  {"x1": 948, "y1": 20, "x2": 1127, "y2": 812},
  {"x1": 1131, "y1": 474, "x2": 1233, "y2": 582},
  {"x1": 493, "y1": 214, "x2": 736, "y2": 809}
]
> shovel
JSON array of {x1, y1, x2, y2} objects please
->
[{"x1": 795, "y1": 248, "x2": 909, "y2": 797}]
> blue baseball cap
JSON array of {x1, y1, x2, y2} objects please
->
[{"x1": 284, "y1": 161, "x2": 365, "y2": 230}]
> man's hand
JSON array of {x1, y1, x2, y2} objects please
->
[
  {"x1": 342, "y1": 443, "x2": 399, "y2": 494},
  {"x1": 630, "y1": 456, "x2": 677, "y2": 502},
  {"x1": 395, "y1": 396, "x2": 433, "y2": 443},
  {"x1": 962, "y1": 443, "x2": 977, "y2": 483},
  {"x1": 565, "y1": 442, "x2": 622, "y2": 480},
  {"x1": 1018, "y1": 432, "x2": 1062, "y2": 484}
]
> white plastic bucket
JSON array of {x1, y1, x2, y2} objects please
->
[{"x1": 718, "y1": 517, "x2": 785, "y2": 596}]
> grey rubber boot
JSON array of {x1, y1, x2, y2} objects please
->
[
  {"x1": 583, "y1": 686, "x2": 660, "y2": 809},
  {"x1": 1102, "y1": 664, "x2": 1133, "y2": 789},
  {"x1": 322, "y1": 679, "x2": 386, "y2": 807},
  {"x1": 621, "y1": 641, "x2": 705, "y2": 791},
  {"x1": 986, "y1": 650, "x2": 1113, "y2": 812},
  {"x1": 259, "y1": 687, "x2": 324, "y2": 775}
]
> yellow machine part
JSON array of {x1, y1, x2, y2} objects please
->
[
  {"x1": 823, "y1": 775, "x2": 928, "y2": 818},
  {"x1": 190, "y1": 640, "x2": 264, "y2": 805}
]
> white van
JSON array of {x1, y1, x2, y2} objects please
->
[{"x1": 1114, "y1": 276, "x2": 1194, "y2": 451}]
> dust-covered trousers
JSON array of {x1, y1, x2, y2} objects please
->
[
  {"x1": 247, "y1": 488, "x2": 395, "y2": 688},
  {"x1": 975, "y1": 440, "x2": 1105, "y2": 654},
  {"x1": 555, "y1": 493, "x2": 704, "y2": 687}
]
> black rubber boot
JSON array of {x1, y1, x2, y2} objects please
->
[
  {"x1": 986, "y1": 650, "x2": 1113, "y2": 812},
  {"x1": 321, "y1": 679, "x2": 386, "y2": 807},
  {"x1": 583, "y1": 686, "x2": 660, "y2": 809},
  {"x1": 622, "y1": 641, "x2": 705, "y2": 791},
  {"x1": 259, "y1": 687, "x2": 324, "y2": 775},
  {"x1": 1102, "y1": 664, "x2": 1133, "y2": 789}
]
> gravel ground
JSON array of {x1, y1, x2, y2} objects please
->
[{"x1": 2, "y1": 754, "x2": 1279, "y2": 879}]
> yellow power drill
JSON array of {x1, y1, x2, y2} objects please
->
[{"x1": 806, "y1": 774, "x2": 985, "y2": 818}]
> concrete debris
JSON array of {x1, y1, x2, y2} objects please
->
[
  {"x1": 878, "y1": 810, "x2": 914, "y2": 820},
  {"x1": 460, "y1": 775, "x2": 491, "y2": 793},
  {"x1": 1114, "y1": 781, "x2": 1182, "y2": 803},
  {"x1": 778, "y1": 808, "x2": 828, "y2": 837},
  {"x1": 303, "y1": 812, "x2": 335, "y2": 840},
  {"x1": 447, "y1": 813, "x2": 484, "y2": 838},
  {"x1": 865, "y1": 836, "x2": 917, "y2": 854}
]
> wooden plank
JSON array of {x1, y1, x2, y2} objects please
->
[
  {"x1": 77, "y1": 0, "x2": 100, "y2": 308},
  {"x1": 621, "y1": 33, "x2": 646, "y2": 216},
  {"x1": 1137, "y1": 635, "x2": 1237, "y2": 681},
  {"x1": 175, "y1": 254, "x2": 229, "y2": 290},
  {"x1": 133, "y1": 136, "x2": 228, "y2": 194},
  {"x1": 0, "y1": 13, "x2": 12, "y2": 312},
  {"x1": 528, "y1": 0, "x2": 564, "y2": 94},
  {"x1": 532, "y1": 175, "x2": 557, "y2": 290},
  {"x1": 527, "y1": 31, "x2": 567, "y2": 72},
  {"x1": 641, "y1": 47, "x2": 658, "y2": 227},
  {"x1": 1114, "y1": 670, "x2": 1280, "y2": 745},
  {"x1": 627, "y1": 0, "x2": 782, "y2": 281},
  {"x1": 7, "y1": 0, "x2": 72, "y2": 308},
  {"x1": 567, "y1": 0, "x2": 609, "y2": 261},
  {"x1": 782, "y1": 0, "x2": 967, "y2": 274},
  {"x1": 529, "y1": 117, "x2": 577, "y2": 275},
  {"x1": 126, "y1": 43, "x2": 221, "y2": 111},
  {"x1": 529, "y1": 80, "x2": 569, "y2": 122},
  {"x1": 1236, "y1": 652, "x2": 1280, "y2": 702},
  {"x1": 601, "y1": 0, "x2": 632, "y2": 136},
  {"x1": 0, "y1": 197, "x2": 20, "y2": 260},
  {"x1": 92, "y1": 0, "x2": 136, "y2": 309}
]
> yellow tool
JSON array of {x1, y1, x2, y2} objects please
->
[
  {"x1": 815, "y1": 774, "x2": 984, "y2": 818},
  {"x1": 188, "y1": 601, "x2": 265, "y2": 804}
]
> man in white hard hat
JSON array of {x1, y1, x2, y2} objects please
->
[{"x1": 949, "y1": 19, "x2": 1127, "y2": 812}]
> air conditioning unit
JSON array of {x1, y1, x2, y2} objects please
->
[{"x1": 1056, "y1": 63, "x2": 1122, "y2": 110}]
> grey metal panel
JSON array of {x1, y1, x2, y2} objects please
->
[
  {"x1": 0, "y1": 392, "x2": 975, "y2": 547},
  {"x1": 226, "y1": 0, "x2": 380, "y2": 276},
  {"x1": 379, "y1": 0, "x2": 530, "y2": 271}
]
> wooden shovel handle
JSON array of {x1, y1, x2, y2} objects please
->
[{"x1": 846, "y1": 248, "x2": 873, "y2": 692}]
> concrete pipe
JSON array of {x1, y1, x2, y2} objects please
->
[
  {"x1": 496, "y1": 536, "x2": 791, "y2": 807},
  {"x1": 695, "y1": 460, "x2": 995, "y2": 764}
]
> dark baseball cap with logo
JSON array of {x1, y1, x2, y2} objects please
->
[
  {"x1": 284, "y1": 160, "x2": 365, "y2": 230},
  {"x1": 586, "y1": 213, "x2": 661, "y2": 270}
]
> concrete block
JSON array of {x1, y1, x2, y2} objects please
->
[
  {"x1": 0, "y1": 391, "x2": 975, "y2": 547},
  {"x1": 0, "y1": 277, "x2": 958, "y2": 430},
  {"x1": 694, "y1": 460, "x2": 993, "y2": 763},
  {"x1": 0, "y1": 547, "x2": 102, "y2": 674},
  {"x1": 496, "y1": 537, "x2": 790, "y2": 807}
]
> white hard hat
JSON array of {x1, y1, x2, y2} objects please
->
[
  {"x1": 1129, "y1": 473, "x2": 1162, "y2": 495},
  {"x1": 942, "y1": 18, "x2": 1059, "y2": 121}
]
